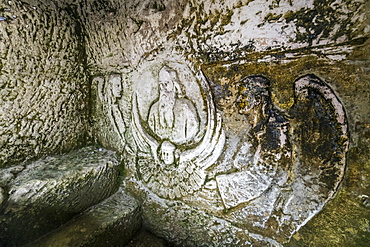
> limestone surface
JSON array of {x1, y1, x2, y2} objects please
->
[
  {"x1": 1, "y1": 0, "x2": 369, "y2": 246},
  {"x1": 0, "y1": 146, "x2": 121, "y2": 246},
  {"x1": 26, "y1": 189, "x2": 141, "y2": 247},
  {"x1": 0, "y1": 0, "x2": 88, "y2": 168}
]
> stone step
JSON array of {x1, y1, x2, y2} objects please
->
[
  {"x1": 25, "y1": 189, "x2": 141, "y2": 247},
  {"x1": 0, "y1": 146, "x2": 122, "y2": 246}
]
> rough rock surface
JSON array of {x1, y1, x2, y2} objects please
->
[
  {"x1": 126, "y1": 228, "x2": 169, "y2": 247},
  {"x1": 84, "y1": 0, "x2": 368, "y2": 245},
  {"x1": 26, "y1": 189, "x2": 141, "y2": 247},
  {"x1": 0, "y1": 146, "x2": 121, "y2": 246},
  {"x1": 0, "y1": 0, "x2": 88, "y2": 168},
  {"x1": 0, "y1": 0, "x2": 369, "y2": 246}
]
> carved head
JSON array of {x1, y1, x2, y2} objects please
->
[
  {"x1": 159, "y1": 140, "x2": 176, "y2": 165},
  {"x1": 158, "y1": 66, "x2": 183, "y2": 97},
  {"x1": 109, "y1": 74, "x2": 122, "y2": 98},
  {"x1": 237, "y1": 75, "x2": 271, "y2": 115}
]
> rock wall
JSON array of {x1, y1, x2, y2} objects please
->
[
  {"x1": 84, "y1": 0, "x2": 369, "y2": 245},
  {"x1": 0, "y1": 0, "x2": 369, "y2": 246},
  {"x1": 0, "y1": 0, "x2": 88, "y2": 168}
]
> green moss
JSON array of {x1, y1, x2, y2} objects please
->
[
  {"x1": 287, "y1": 189, "x2": 370, "y2": 246},
  {"x1": 283, "y1": 10, "x2": 295, "y2": 20},
  {"x1": 168, "y1": 3, "x2": 236, "y2": 60},
  {"x1": 264, "y1": 12, "x2": 283, "y2": 23},
  {"x1": 205, "y1": 53, "x2": 367, "y2": 109},
  {"x1": 220, "y1": 8, "x2": 233, "y2": 26}
]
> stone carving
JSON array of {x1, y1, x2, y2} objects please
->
[
  {"x1": 92, "y1": 74, "x2": 129, "y2": 149},
  {"x1": 131, "y1": 64, "x2": 225, "y2": 200},
  {"x1": 205, "y1": 74, "x2": 348, "y2": 241},
  {"x1": 216, "y1": 75, "x2": 289, "y2": 209},
  {"x1": 147, "y1": 66, "x2": 200, "y2": 145},
  {"x1": 126, "y1": 65, "x2": 348, "y2": 243}
]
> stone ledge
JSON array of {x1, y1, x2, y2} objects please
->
[
  {"x1": 26, "y1": 189, "x2": 141, "y2": 247},
  {"x1": 0, "y1": 146, "x2": 121, "y2": 246}
]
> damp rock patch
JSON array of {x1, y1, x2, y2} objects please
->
[
  {"x1": 0, "y1": 146, "x2": 121, "y2": 246},
  {"x1": 26, "y1": 189, "x2": 141, "y2": 247}
]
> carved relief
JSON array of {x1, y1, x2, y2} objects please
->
[
  {"x1": 124, "y1": 62, "x2": 348, "y2": 243},
  {"x1": 200, "y1": 73, "x2": 348, "y2": 241},
  {"x1": 147, "y1": 66, "x2": 200, "y2": 145},
  {"x1": 91, "y1": 73, "x2": 131, "y2": 150},
  {"x1": 216, "y1": 75, "x2": 289, "y2": 210},
  {"x1": 131, "y1": 64, "x2": 225, "y2": 199}
]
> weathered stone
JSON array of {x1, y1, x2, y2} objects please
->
[
  {"x1": 0, "y1": 0, "x2": 88, "y2": 168},
  {"x1": 140, "y1": 194, "x2": 284, "y2": 246},
  {"x1": 126, "y1": 228, "x2": 168, "y2": 247},
  {"x1": 1, "y1": 0, "x2": 369, "y2": 246},
  {"x1": 0, "y1": 146, "x2": 121, "y2": 246},
  {"x1": 119, "y1": 63, "x2": 348, "y2": 245},
  {"x1": 26, "y1": 189, "x2": 141, "y2": 247},
  {"x1": 82, "y1": 0, "x2": 368, "y2": 245}
]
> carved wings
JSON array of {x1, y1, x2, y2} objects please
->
[
  {"x1": 179, "y1": 71, "x2": 225, "y2": 169},
  {"x1": 213, "y1": 73, "x2": 349, "y2": 241},
  {"x1": 273, "y1": 74, "x2": 349, "y2": 238},
  {"x1": 131, "y1": 93, "x2": 160, "y2": 161},
  {"x1": 131, "y1": 70, "x2": 225, "y2": 169},
  {"x1": 291, "y1": 74, "x2": 348, "y2": 194},
  {"x1": 130, "y1": 70, "x2": 349, "y2": 240}
]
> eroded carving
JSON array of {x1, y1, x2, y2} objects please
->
[
  {"x1": 205, "y1": 74, "x2": 348, "y2": 241},
  {"x1": 124, "y1": 64, "x2": 348, "y2": 243},
  {"x1": 92, "y1": 73, "x2": 130, "y2": 150},
  {"x1": 216, "y1": 75, "x2": 290, "y2": 210},
  {"x1": 147, "y1": 66, "x2": 200, "y2": 145},
  {"x1": 131, "y1": 64, "x2": 225, "y2": 200}
]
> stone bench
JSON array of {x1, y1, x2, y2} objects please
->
[
  {"x1": 25, "y1": 189, "x2": 141, "y2": 247},
  {"x1": 0, "y1": 146, "x2": 123, "y2": 246}
]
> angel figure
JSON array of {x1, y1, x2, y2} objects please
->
[
  {"x1": 147, "y1": 66, "x2": 200, "y2": 145},
  {"x1": 131, "y1": 66, "x2": 225, "y2": 200},
  {"x1": 215, "y1": 74, "x2": 348, "y2": 242},
  {"x1": 216, "y1": 75, "x2": 291, "y2": 212},
  {"x1": 92, "y1": 74, "x2": 127, "y2": 150}
]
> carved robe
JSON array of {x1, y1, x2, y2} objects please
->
[{"x1": 148, "y1": 98, "x2": 199, "y2": 145}]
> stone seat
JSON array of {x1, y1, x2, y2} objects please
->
[
  {"x1": 0, "y1": 146, "x2": 122, "y2": 246},
  {"x1": 25, "y1": 188, "x2": 141, "y2": 247}
]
